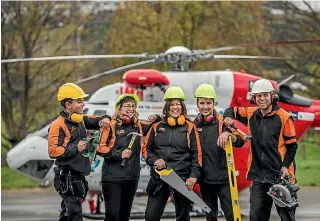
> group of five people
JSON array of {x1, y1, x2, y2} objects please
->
[{"x1": 48, "y1": 79, "x2": 298, "y2": 221}]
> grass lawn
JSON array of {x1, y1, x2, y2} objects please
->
[
  {"x1": 295, "y1": 132, "x2": 320, "y2": 186},
  {"x1": 1, "y1": 167, "x2": 39, "y2": 189}
]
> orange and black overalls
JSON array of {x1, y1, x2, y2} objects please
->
[
  {"x1": 96, "y1": 119, "x2": 153, "y2": 221},
  {"x1": 48, "y1": 111, "x2": 109, "y2": 221},
  {"x1": 194, "y1": 112, "x2": 244, "y2": 221},
  {"x1": 224, "y1": 104, "x2": 298, "y2": 221},
  {"x1": 141, "y1": 119, "x2": 202, "y2": 221}
]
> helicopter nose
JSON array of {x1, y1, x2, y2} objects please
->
[{"x1": 311, "y1": 99, "x2": 320, "y2": 130}]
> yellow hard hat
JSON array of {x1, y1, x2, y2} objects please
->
[
  {"x1": 194, "y1": 84, "x2": 217, "y2": 99},
  {"x1": 115, "y1": 93, "x2": 140, "y2": 108},
  {"x1": 57, "y1": 83, "x2": 89, "y2": 102},
  {"x1": 163, "y1": 86, "x2": 186, "y2": 101}
]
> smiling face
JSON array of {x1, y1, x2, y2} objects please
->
[
  {"x1": 197, "y1": 98, "x2": 214, "y2": 116},
  {"x1": 254, "y1": 92, "x2": 273, "y2": 111},
  {"x1": 65, "y1": 98, "x2": 85, "y2": 114},
  {"x1": 169, "y1": 99, "x2": 182, "y2": 118},
  {"x1": 120, "y1": 101, "x2": 136, "y2": 117}
]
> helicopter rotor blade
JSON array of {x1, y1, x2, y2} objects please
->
[
  {"x1": 75, "y1": 59, "x2": 156, "y2": 84},
  {"x1": 195, "y1": 39, "x2": 320, "y2": 54},
  {"x1": 278, "y1": 74, "x2": 295, "y2": 87},
  {"x1": 1, "y1": 54, "x2": 156, "y2": 64},
  {"x1": 201, "y1": 54, "x2": 285, "y2": 60}
]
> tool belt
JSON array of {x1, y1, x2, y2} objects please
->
[{"x1": 53, "y1": 167, "x2": 88, "y2": 200}]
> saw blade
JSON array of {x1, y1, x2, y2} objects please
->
[{"x1": 156, "y1": 168, "x2": 211, "y2": 213}]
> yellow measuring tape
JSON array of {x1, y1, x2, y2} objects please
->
[{"x1": 225, "y1": 136, "x2": 241, "y2": 221}]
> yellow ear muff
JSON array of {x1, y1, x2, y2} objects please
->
[
  {"x1": 177, "y1": 115, "x2": 186, "y2": 125},
  {"x1": 167, "y1": 117, "x2": 176, "y2": 126},
  {"x1": 167, "y1": 115, "x2": 186, "y2": 126},
  {"x1": 70, "y1": 113, "x2": 83, "y2": 123}
]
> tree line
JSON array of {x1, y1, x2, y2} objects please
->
[{"x1": 1, "y1": 1, "x2": 319, "y2": 164}]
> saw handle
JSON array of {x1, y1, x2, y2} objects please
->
[{"x1": 153, "y1": 164, "x2": 171, "y2": 171}]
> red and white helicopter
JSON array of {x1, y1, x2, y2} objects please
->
[{"x1": 4, "y1": 40, "x2": 320, "y2": 218}]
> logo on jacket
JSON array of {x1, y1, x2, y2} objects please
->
[
  {"x1": 197, "y1": 128, "x2": 203, "y2": 132},
  {"x1": 116, "y1": 130, "x2": 125, "y2": 135},
  {"x1": 159, "y1": 127, "x2": 166, "y2": 132}
]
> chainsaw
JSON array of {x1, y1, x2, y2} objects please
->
[{"x1": 267, "y1": 176, "x2": 300, "y2": 208}]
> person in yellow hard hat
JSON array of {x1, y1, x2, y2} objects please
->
[
  {"x1": 48, "y1": 83, "x2": 111, "y2": 221},
  {"x1": 223, "y1": 79, "x2": 298, "y2": 221},
  {"x1": 142, "y1": 86, "x2": 202, "y2": 221},
  {"x1": 193, "y1": 84, "x2": 244, "y2": 221},
  {"x1": 96, "y1": 93, "x2": 158, "y2": 221}
]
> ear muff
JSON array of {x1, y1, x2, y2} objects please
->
[
  {"x1": 249, "y1": 93, "x2": 279, "y2": 105},
  {"x1": 177, "y1": 115, "x2": 186, "y2": 125},
  {"x1": 196, "y1": 114, "x2": 203, "y2": 123},
  {"x1": 167, "y1": 115, "x2": 186, "y2": 126},
  {"x1": 167, "y1": 117, "x2": 176, "y2": 126},
  {"x1": 70, "y1": 113, "x2": 83, "y2": 123},
  {"x1": 196, "y1": 114, "x2": 215, "y2": 125},
  {"x1": 249, "y1": 95, "x2": 256, "y2": 105},
  {"x1": 273, "y1": 94, "x2": 279, "y2": 103},
  {"x1": 121, "y1": 116, "x2": 138, "y2": 125}
]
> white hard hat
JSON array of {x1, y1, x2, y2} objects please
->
[{"x1": 251, "y1": 79, "x2": 274, "y2": 94}]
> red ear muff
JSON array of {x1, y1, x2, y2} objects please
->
[
  {"x1": 122, "y1": 116, "x2": 131, "y2": 125},
  {"x1": 204, "y1": 115, "x2": 214, "y2": 123},
  {"x1": 197, "y1": 114, "x2": 203, "y2": 123},
  {"x1": 196, "y1": 114, "x2": 214, "y2": 125},
  {"x1": 121, "y1": 116, "x2": 137, "y2": 125}
]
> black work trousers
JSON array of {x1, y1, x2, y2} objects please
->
[
  {"x1": 250, "y1": 181, "x2": 296, "y2": 221},
  {"x1": 200, "y1": 183, "x2": 234, "y2": 221},
  {"x1": 102, "y1": 180, "x2": 138, "y2": 221},
  {"x1": 53, "y1": 173, "x2": 86, "y2": 221},
  {"x1": 145, "y1": 182, "x2": 191, "y2": 221}
]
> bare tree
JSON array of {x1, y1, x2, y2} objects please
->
[
  {"x1": 1, "y1": 2, "x2": 93, "y2": 157},
  {"x1": 264, "y1": 1, "x2": 320, "y2": 98}
]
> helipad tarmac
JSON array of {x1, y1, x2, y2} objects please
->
[{"x1": 2, "y1": 186, "x2": 320, "y2": 221}]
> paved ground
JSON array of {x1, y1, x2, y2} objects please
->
[{"x1": 2, "y1": 186, "x2": 320, "y2": 221}]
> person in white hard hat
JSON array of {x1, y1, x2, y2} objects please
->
[{"x1": 223, "y1": 79, "x2": 298, "y2": 221}]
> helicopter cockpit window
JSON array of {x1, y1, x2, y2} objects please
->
[
  {"x1": 93, "y1": 110, "x2": 107, "y2": 116},
  {"x1": 17, "y1": 160, "x2": 54, "y2": 180},
  {"x1": 143, "y1": 86, "x2": 165, "y2": 102}
]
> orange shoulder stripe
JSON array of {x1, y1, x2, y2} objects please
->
[
  {"x1": 97, "y1": 120, "x2": 116, "y2": 154},
  {"x1": 48, "y1": 117, "x2": 70, "y2": 158},
  {"x1": 141, "y1": 122, "x2": 160, "y2": 160},
  {"x1": 186, "y1": 121, "x2": 202, "y2": 166}
]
